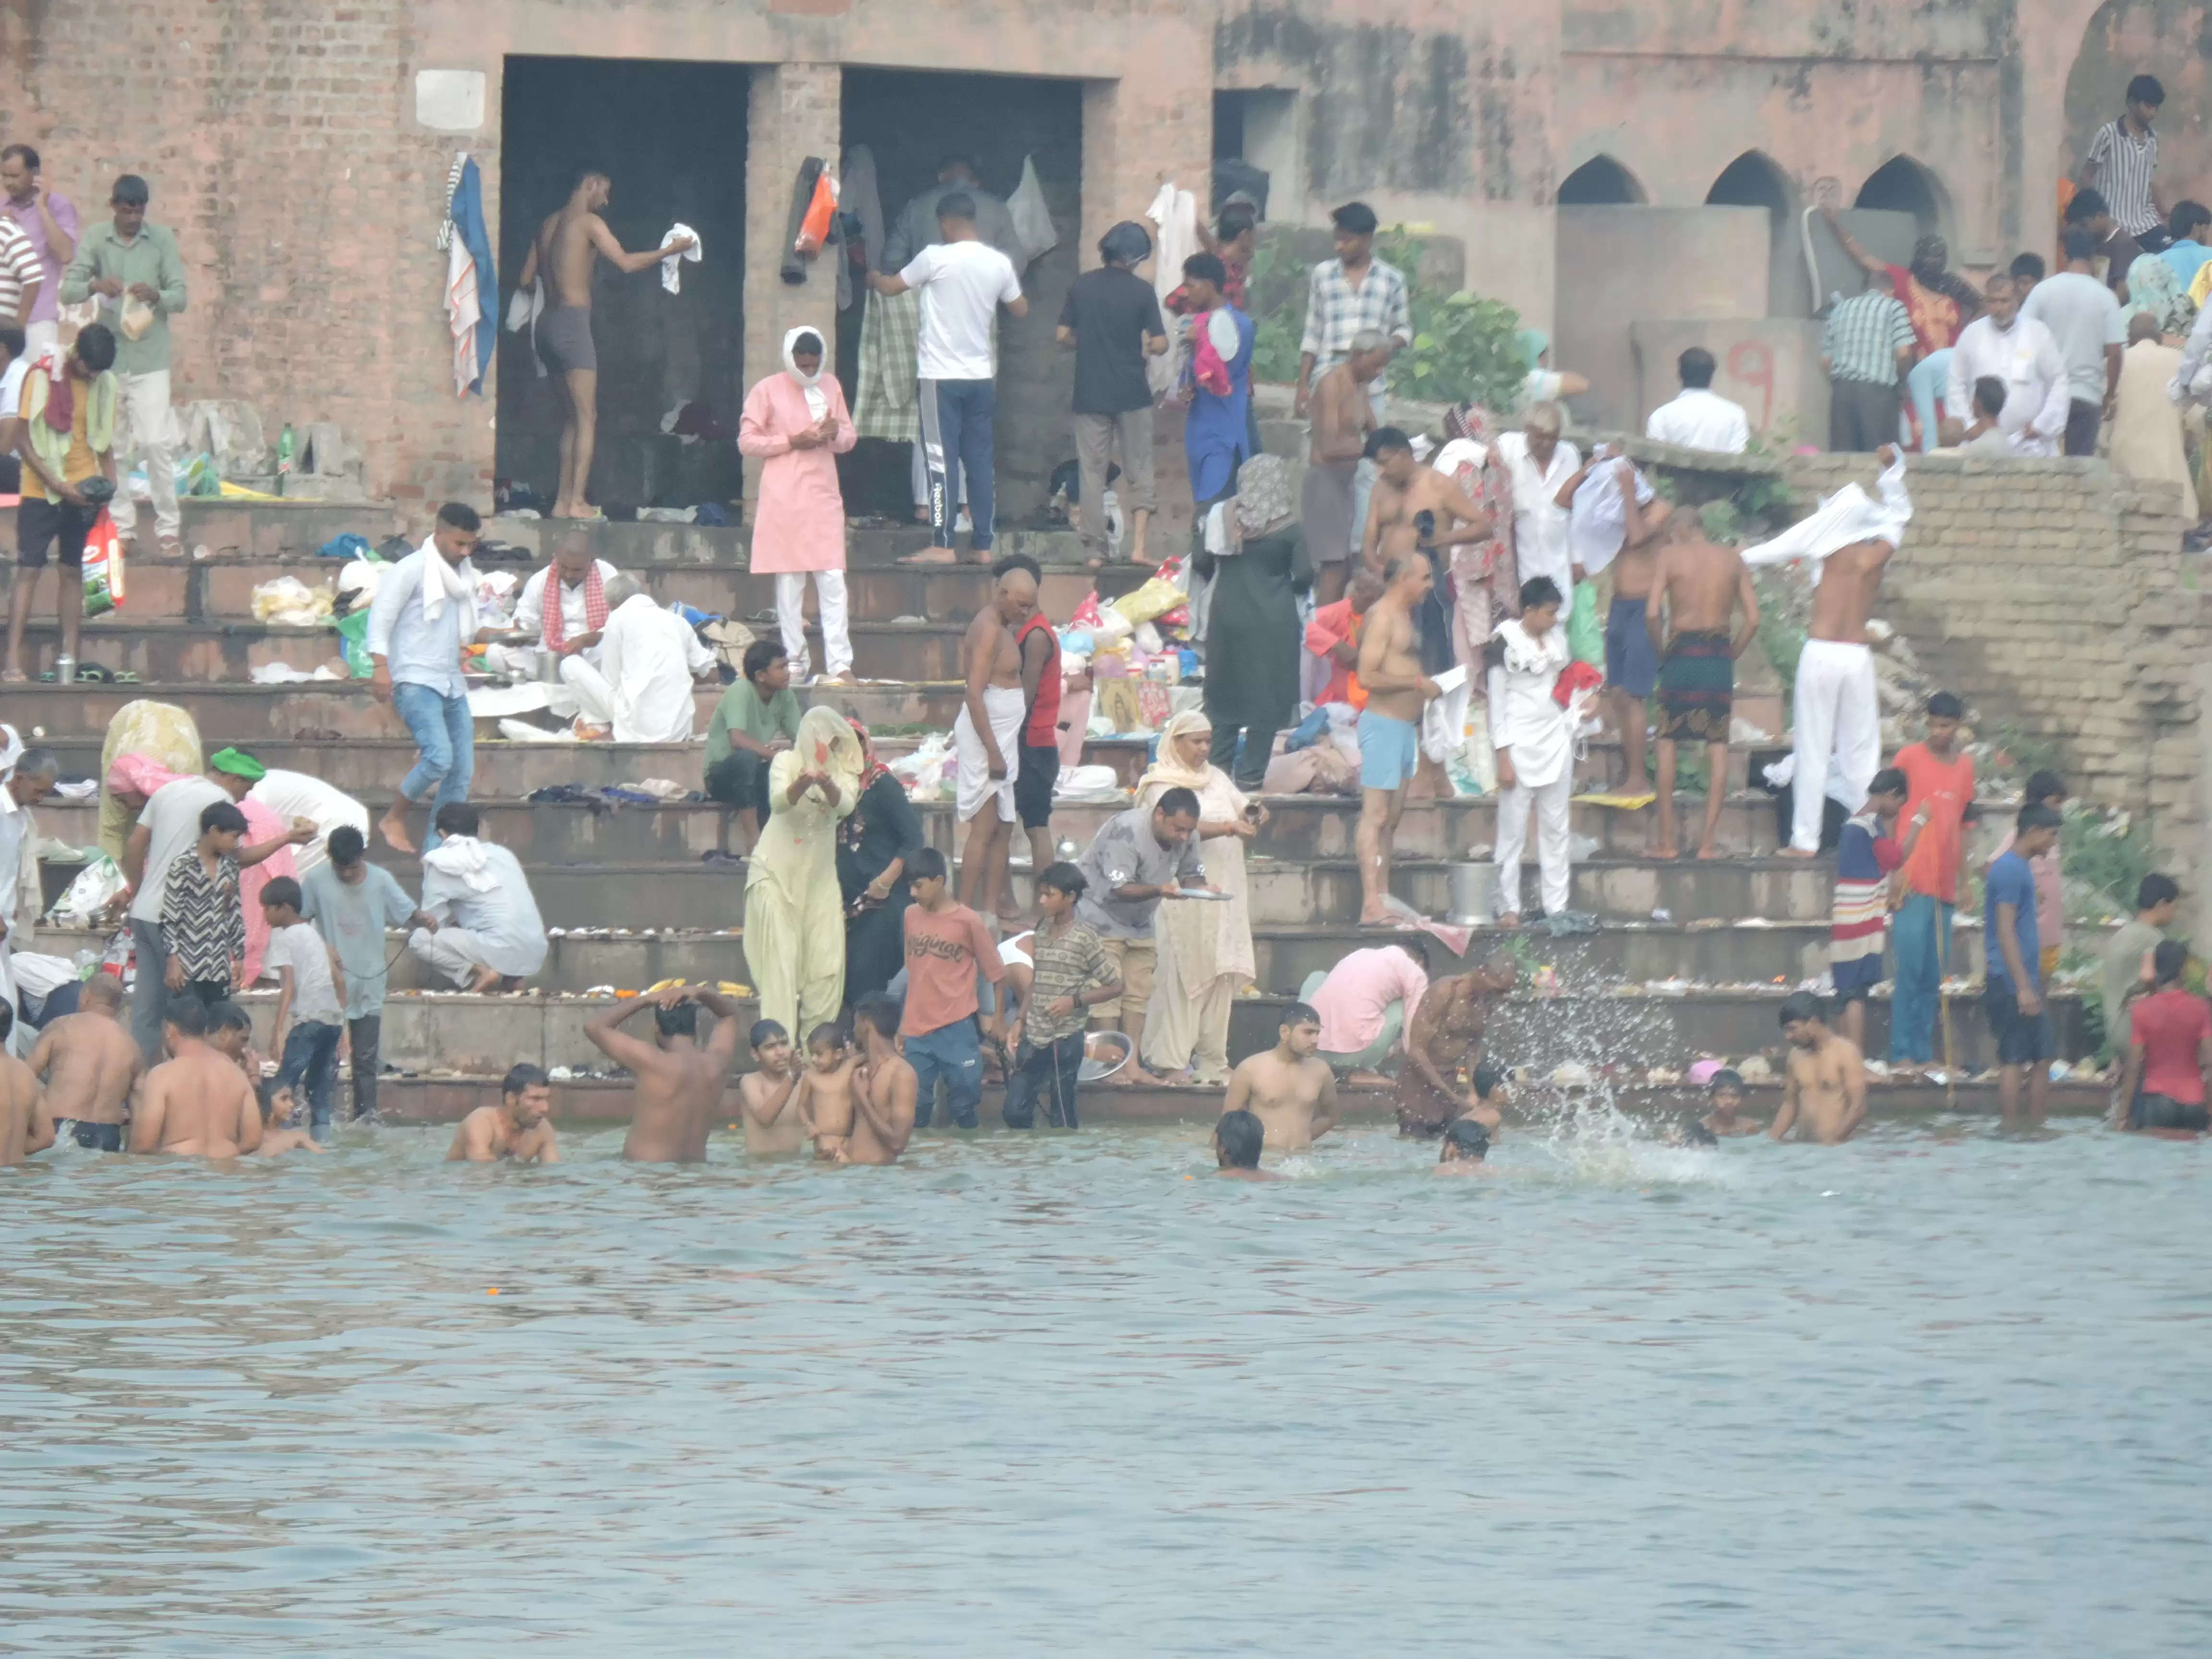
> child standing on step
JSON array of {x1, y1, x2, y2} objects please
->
[{"x1": 1830, "y1": 767, "x2": 1925, "y2": 1059}]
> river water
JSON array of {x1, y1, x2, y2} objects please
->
[{"x1": 2, "y1": 1116, "x2": 2204, "y2": 1655}]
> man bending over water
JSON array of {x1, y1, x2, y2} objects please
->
[
  {"x1": 1769, "y1": 992, "x2": 1866, "y2": 1144},
  {"x1": 1221, "y1": 1002, "x2": 1340, "y2": 1152},
  {"x1": 447, "y1": 1063, "x2": 559, "y2": 1163},
  {"x1": 1396, "y1": 955, "x2": 1517, "y2": 1137},
  {"x1": 24, "y1": 975, "x2": 141, "y2": 1154},
  {"x1": 846, "y1": 994, "x2": 917, "y2": 1166},
  {"x1": 588, "y1": 983, "x2": 745, "y2": 1163},
  {"x1": 130, "y1": 996, "x2": 261, "y2": 1157}
]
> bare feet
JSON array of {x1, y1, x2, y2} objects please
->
[
  {"x1": 1497, "y1": 912, "x2": 1521, "y2": 929},
  {"x1": 465, "y1": 965, "x2": 505, "y2": 993},
  {"x1": 1357, "y1": 907, "x2": 1398, "y2": 927},
  {"x1": 157, "y1": 536, "x2": 183, "y2": 559},
  {"x1": 1695, "y1": 841, "x2": 1724, "y2": 860},
  {"x1": 822, "y1": 670, "x2": 859, "y2": 687},
  {"x1": 377, "y1": 808, "x2": 417, "y2": 855},
  {"x1": 1650, "y1": 842, "x2": 1680, "y2": 861},
  {"x1": 0, "y1": 667, "x2": 24, "y2": 685},
  {"x1": 1118, "y1": 1061, "x2": 1165, "y2": 1087},
  {"x1": 898, "y1": 546, "x2": 961, "y2": 566},
  {"x1": 1777, "y1": 847, "x2": 1820, "y2": 860}
]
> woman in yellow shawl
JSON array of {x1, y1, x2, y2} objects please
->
[
  {"x1": 97, "y1": 699, "x2": 204, "y2": 865},
  {"x1": 745, "y1": 705, "x2": 863, "y2": 1042},
  {"x1": 1136, "y1": 708, "x2": 1263, "y2": 1083}
]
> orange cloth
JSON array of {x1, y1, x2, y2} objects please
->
[
  {"x1": 899, "y1": 901, "x2": 1004, "y2": 1035},
  {"x1": 1895, "y1": 742, "x2": 1976, "y2": 903}
]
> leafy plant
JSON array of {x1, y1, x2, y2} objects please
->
[{"x1": 1751, "y1": 571, "x2": 1807, "y2": 688}]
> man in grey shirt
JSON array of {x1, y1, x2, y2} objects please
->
[
  {"x1": 301, "y1": 823, "x2": 437, "y2": 1124},
  {"x1": 1074, "y1": 788, "x2": 1207, "y2": 1084},
  {"x1": 2021, "y1": 227, "x2": 2126, "y2": 457}
]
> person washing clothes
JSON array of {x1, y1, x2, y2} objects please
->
[{"x1": 740, "y1": 326, "x2": 858, "y2": 685}]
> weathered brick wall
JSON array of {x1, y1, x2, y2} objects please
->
[{"x1": 1784, "y1": 451, "x2": 2212, "y2": 922}]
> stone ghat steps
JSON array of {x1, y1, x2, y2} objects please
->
[
  {"x1": 369, "y1": 1075, "x2": 2113, "y2": 1127},
  {"x1": 36, "y1": 916, "x2": 2045, "y2": 1000},
  {"x1": 30, "y1": 790, "x2": 1805, "y2": 866},
  {"x1": 220, "y1": 986, "x2": 2094, "y2": 1078}
]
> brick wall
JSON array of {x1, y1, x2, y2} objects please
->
[{"x1": 1782, "y1": 451, "x2": 2212, "y2": 926}]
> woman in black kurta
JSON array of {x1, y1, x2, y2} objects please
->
[
  {"x1": 1202, "y1": 454, "x2": 1310, "y2": 790},
  {"x1": 837, "y1": 720, "x2": 927, "y2": 1008}
]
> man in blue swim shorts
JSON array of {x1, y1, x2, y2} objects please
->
[{"x1": 1352, "y1": 553, "x2": 1442, "y2": 925}]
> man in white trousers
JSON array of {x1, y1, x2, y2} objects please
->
[
  {"x1": 1486, "y1": 577, "x2": 1579, "y2": 926},
  {"x1": 1742, "y1": 445, "x2": 1911, "y2": 855},
  {"x1": 559, "y1": 576, "x2": 718, "y2": 742}
]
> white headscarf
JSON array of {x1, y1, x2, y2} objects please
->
[
  {"x1": 422, "y1": 834, "x2": 499, "y2": 892},
  {"x1": 784, "y1": 325, "x2": 830, "y2": 421}
]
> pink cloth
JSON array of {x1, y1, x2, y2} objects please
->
[
  {"x1": 1310, "y1": 946, "x2": 1429, "y2": 1055},
  {"x1": 738, "y1": 372, "x2": 857, "y2": 574},
  {"x1": 108, "y1": 753, "x2": 186, "y2": 798},
  {"x1": 237, "y1": 794, "x2": 297, "y2": 986}
]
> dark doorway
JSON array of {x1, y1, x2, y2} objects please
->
[
  {"x1": 498, "y1": 56, "x2": 749, "y2": 514},
  {"x1": 1854, "y1": 156, "x2": 1947, "y2": 239},
  {"x1": 1707, "y1": 150, "x2": 1808, "y2": 316},
  {"x1": 838, "y1": 70, "x2": 1083, "y2": 527},
  {"x1": 1557, "y1": 156, "x2": 1646, "y2": 206}
]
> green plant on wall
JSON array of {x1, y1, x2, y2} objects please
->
[{"x1": 1246, "y1": 229, "x2": 1527, "y2": 411}]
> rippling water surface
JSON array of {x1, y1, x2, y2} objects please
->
[{"x1": 2, "y1": 1116, "x2": 2206, "y2": 1655}]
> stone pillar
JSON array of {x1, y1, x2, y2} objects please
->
[{"x1": 744, "y1": 63, "x2": 842, "y2": 515}]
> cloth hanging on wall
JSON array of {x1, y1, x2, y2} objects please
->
[
  {"x1": 780, "y1": 156, "x2": 825, "y2": 286},
  {"x1": 853, "y1": 287, "x2": 920, "y2": 443},
  {"x1": 444, "y1": 156, "x2": 498, "y2": 396}
]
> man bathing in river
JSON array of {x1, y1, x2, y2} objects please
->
[
  {"x1": 1769, "y1": 992, "x2": 1867, "y2": 1144},
  {"x1": 846, "y1": 994, "x2": 917, "y2": 1166},
  {"x1": 130, "y1": 997, "x2": 261, "y2": 1157},
  {"x1": 736, "y1": 1019, "x2": 806, "y2": 1155},
  {"x1": 448, "y1": 1064, "x2": 560, "y2": 1163},
  {"x1": 24, "y1": 975, "x2": 141, "y2": 1154},
  {"x1": 1699, "y1": 1069, "x2": 1765, "y2": 1137},
  {"x1": 1395, "y1": 955, "x2": 1518, "y2": 1137},
  {"x1": 0, "y1": 1005, "x2": 41, "y2": 1166},
  {"x1": 1220, "y1": 1003, "x2": 1341, "y2": 1152},
  {"x1": 587, "y1": 983, "x2": 745, "y2": 1164},
  {"x1": 1213, "y1": 1107, "x2": 1278, "y2": 1179},
  {"x1": 1434, "y1": 1117, "x2": 1495, "y2": 1175}
]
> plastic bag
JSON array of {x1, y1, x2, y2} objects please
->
[
  {"x1": 82, "y1": 511, "x2": 125, "y2": 616},
  {"x1": 1108, "y1": 576, "x2": 1186, "y2": 628},
  {"x1": 1009, "y1": 154, "x2": 1058, "y2": 261},
  {"x1": 47, "y1": 855, "x2": 126, "y2": 928},
  {"x1": 887, "y1": 733, "x2": 956, "y2": 801},
  {"x1": 335, "y1": 610, "x2": 373, "y2": 677},
  {"x1": 1567, "y1": 583, "x2": 1603, "y2": 668},
  {"x1": 251, "y1": 576, "x2": 331, "y2": 627},
  {"x1": 795, "y1": 173, "x2": 839, "y2": 255}
]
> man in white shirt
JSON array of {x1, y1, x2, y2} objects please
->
[
  {"x1": 2021, "y1": 227, "x2": 2128, "y2": 457},
  {"x1": 1644, "y1": 347, "x2": 1751, "y2": 453},
  {"x1": 513, "y1": 535, "x2": 619, "y2": 667},
  {"x1": 408, "y1": 803, "x2": 549, "y2": 993},
  {"x1": 1493, "y1": 402, "x2": 1581, "y2": 603},
  {"x1": 869, "y1": 193, "x2": 1027, "y2": 566},
  {"x1": 1945, "y1": 273, "x2": 2069, "y2": 457},
  {"x1": 560, "y1": 576, "x2": 717, "y2": 743}
]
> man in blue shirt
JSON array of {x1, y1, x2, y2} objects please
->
[
  {"x1": 1985, "y1": 802, "x2": 2062, "y2": 1129},
  {"x1": 2159, "y1": 200, "x2": 2212, "y2": 291},
  {"x1": 365, "y1": 502, "x2": 482, "y2": 853}
]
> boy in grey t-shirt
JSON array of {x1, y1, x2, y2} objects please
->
[
  {"x1": 299, "y1": 825, "x2": 433, "y2": 1125},
  {"x1": 261, "y1": 876, "x2": 345, "y2": 1136}
]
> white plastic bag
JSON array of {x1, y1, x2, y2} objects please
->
[
  {"x1": 1009, "y1": 155, "x2": 1058, "y2": 261},
  {"x1": 251, "y1": 576, "x2": 331, "y2": 627},
  {"x1": 47, "y1": 855, "x2": 126, "y2": 928},
  {"x1": 888, "y1": 733, "x2": 956, "y2": 801}
]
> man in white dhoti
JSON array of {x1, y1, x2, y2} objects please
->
[
  {"x1": 558, "y1": 577, "x2": 718, "y2": 743},
  {"x1": 407, "y1": 803, "x2": 550, "y2": 992},
  {"x1": 1742, "y1": 445, "x2": 1911, "y2": 855},
  {"x1": 1486, "y1": 578, "x2": 1586, "y2": 926}
]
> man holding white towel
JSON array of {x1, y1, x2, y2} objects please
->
[
  {"x1": 366, "y1": 503, "x2": 482, "y2": 855},
  {"x1": 1742, "y1": 446, "x2": 1911, "y2": 856}
]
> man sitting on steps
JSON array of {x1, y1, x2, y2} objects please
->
[{"x1": 407, "y1": 803, "x2": 549, "y2": 993}]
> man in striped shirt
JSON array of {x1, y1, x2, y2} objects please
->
[
  {"x1": 1294, "y1": 201, "x2": 1411, "y2": 422},
  {"x1": 1829, "y1": 768, "x2": 1923, "y2": 1058},
  {"x1": 1821, "y1": 269, "x2": 1916, "y2": 451},
  {"x1": 2079, "y1": 74, "x2": 2165, "y2": 241},
  {"x1": 0, "y1": 215, "x2": 41, "y2": 332}
]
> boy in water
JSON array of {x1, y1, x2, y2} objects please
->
[
  {"x1": 796, "y1": 1022, "x2": 860, "y2": 1161},
  {"x1": 0, "y1": 1004, "x2": 43, "y2": 1166},
  {"x1": 1699, "y1": 1068, "x2": 1765, "y2": 1137},
  {"x1": 1769, "y1": 993, "x2": 1867, "y2": 1144},
  {"x1": 847, "y1": 994, "x2": 917, "y2": 1166},
  {"x1": 1212, "y1": 1107, "x2": 1278, "y2": 1179},
  {"x1": 736, "y1": 1019, "x2": 805, "y2": 1154},
  {"x1": 1435, "y1": 1116, "x2": 1496, "y2": 1174},
  {"x1": 1001, "y1": 862, "x2": 1119, "y2": 1130},
  {"x1": 262, "y1": 876, "x2": 346, "y2": 1139},
  {"x1": 253, "y1": 1085, "x2": 326, "y2": 1156}
]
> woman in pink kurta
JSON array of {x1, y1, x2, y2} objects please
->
[{"x1": 741, "y1": 327, "x2": 859, "y2": 685}]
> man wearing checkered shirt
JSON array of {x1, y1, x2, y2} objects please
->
[
  {"x1": 1294, "y1": 201, "x2": 1411, "y2": 424},
  {"x1": 1821, "y1": 268, "x2": 1917, "y2": 452}
]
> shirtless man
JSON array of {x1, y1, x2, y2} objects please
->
[
  {"x1": 845, "y1": 994, "x2": 917, "y2": 1166},
  {"x1": 952, "y1": 558, "x2": 1038, "y2": 922},
  {"x1": 1647, "y1": 510, "x2": 1761, "y2": 859},
  {"x1": 446, "y1": 1063, "x2": 560, "y2": 1163},
  {"x1": 24, "y1": 975, "x2": 142, "y2": 1154},
  {"x1": 516, "y1": 168, "x2": 695, "y2": 520},
  {"x1": 1212, "y1": 1107, "x2": 1279, "y2": 1179},
  {"x1": 1221, "y1": 1002, "x2": 1342, "y2": 1152},
  {"x1": 1554, "y1": 448, "x2": 1672, "y2": 795},
  {"x1": 1434, "y1": 1117, "x2": 1496, "y2": 1175},
  {"x1": 1353, "y1": 553, "x2": 1440, "y2": 925},
  {"x1": 1395, "y1": 956, "x2": 1518, "y2": 1137},
  {"x1": 1304, "y1": 335, "x2": 1387, "y2": 606},
  {"x1": 795, "y1": 1022, "x2": 860, "y2": 1160},
  {"x1": 1751, "y1": 445, "x2": 1905, "y2": 858},
  {"x1": 586, "y1": 983, "x2": 745, "y2": 1163},
  {"x1": 130, "y1": 998, "x2": 262, "y2": 1157},
  {"x1": 737, "y1": 1019, "x2": 806, "y2": 1155},
  {"x1": 1358, "y1": 425, "x2": 1491, "y2": 577},
  {"x1": 1769, "y1": 992, "x2": 1867, "y2": 1144},
  {"x1": 0, "y1": 1005, "x2": 41, "y2": 1166}
]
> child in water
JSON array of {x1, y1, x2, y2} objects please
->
[
  {"x1": 1435, "y1": 1117, "x2": 1495, "y2": 1174},
  {"x1": 796, "y1": 1022, "x2": 860, "y2": 1161},
  {"x1": 737, "y1": 1020, "x2": 806, "y2": 1155},
  {"x1": 254, "y1": 1084, "x2": 325, "y2": 1156},
  {"x1": 1699, "y1": 1068, "x2": 1765, "y2": 1136}
]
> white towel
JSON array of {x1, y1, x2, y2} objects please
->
[
  {"x1": 420, "y1": 543, "x2": 479, "y2": 641},
  {"x1": 661, "y1": 222, "x2": 703, "y2": 294},
  {"x1": 422, "y1": 833, "x2": 500, "y2": 893},
  {"x1": 1742, "y1": 451, "x2": 1911, "y2": 568}
]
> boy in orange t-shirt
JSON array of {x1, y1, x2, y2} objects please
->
[{"x1": 1888, "y1": 691, "x2": 1977, "y2": 1064}]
